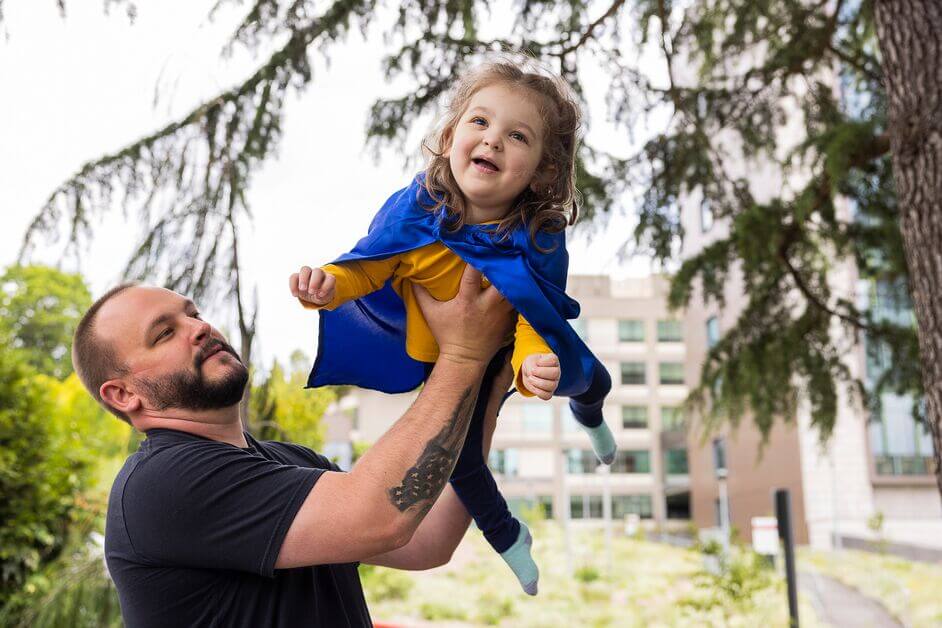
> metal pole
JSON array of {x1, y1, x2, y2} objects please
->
[
  {"x1": 600, "y1": 465, "x2": 613, "y2": 577},
  {"x1": 718, "y1": 476, "x2": 730, "y2": 551},
  {"x1": 775, "y1": 489, "x2": 800, "y2": 628}
]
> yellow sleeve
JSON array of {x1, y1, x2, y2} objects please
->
[
  {"x1": 297, "y1": 257, "x2": 399, "y2": 311},
  {"x1": 512, "y1": 314, "x2": 554, "y2": 397}
]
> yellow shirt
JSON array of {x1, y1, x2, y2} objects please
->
[{"x1": 300, "y1": 242, "x2": 552, "y2": 396}]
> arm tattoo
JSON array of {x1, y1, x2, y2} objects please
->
[{"x1": 388, "y1": 385, "x2": 478, "y2": 512}]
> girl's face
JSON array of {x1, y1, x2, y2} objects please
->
[{"x1": 448, "y1": 83, "x2": 545, "y2": 223}]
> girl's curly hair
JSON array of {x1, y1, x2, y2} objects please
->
[{"x1": 420, "y1": 59, "x2": 582, "y2": 248}]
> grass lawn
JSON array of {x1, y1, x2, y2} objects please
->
[
  {"x1": 363, "y1": 521, "x2": 823, "y2": 627},
  {"x1": 800, "y1": 547, "x2": 942, "y2": 627}
]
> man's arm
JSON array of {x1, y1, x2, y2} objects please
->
[
  {"x1": 362, "y1": 356, "x2": 512, "y2": 570},
  {"x1": 275, "y1": 265, "x2": 514, "y2": 569}
]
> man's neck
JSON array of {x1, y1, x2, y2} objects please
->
[{"x1": 133, "y1": 406, "x2": 248, "y2": 448}]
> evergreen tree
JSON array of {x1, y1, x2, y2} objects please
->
[{"x1": 12, "y1": 1, "x2": 942, "y2": 491}]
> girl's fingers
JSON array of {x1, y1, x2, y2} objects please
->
[
  {"x1": 536, "y1": 354, "x2": 559, "y2": 367},
  {"x1": 289, "y1": 273, "x2": 300, "y2": 297},
  {"x1": 525, "y1": 373, "x2": 558, "y2": 393},
  {"x1": 528, "y1": 365, "x2": 560, "y2": 380},
  {"x1": 307, "y1": 269, "x2": 325, "y2": 294},
  {"x1": 298, "y1": 266, "x2": 313, "y2": 292},
  {"x1": 319, "y1": 273, "x2": 336, "y2": 299}
]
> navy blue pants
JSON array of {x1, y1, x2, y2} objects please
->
[{"x1": 440, "y1": 348, "x2": 612, "y2": 553}]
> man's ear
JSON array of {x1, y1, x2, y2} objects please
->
[{"x1": 100, "y1": 379, "x2": 142, "y2": 415}]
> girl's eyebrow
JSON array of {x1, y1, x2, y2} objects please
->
[{"x1": 468, "y1": 106, "x2": 536, "y2": 136}]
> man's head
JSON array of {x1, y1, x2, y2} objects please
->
[{"x1": 72, "y1": 285, "x2": 248, "y2": 425}]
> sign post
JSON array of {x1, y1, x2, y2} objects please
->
[{"x1": 775, "y1": 489, "x2": 799, "y2": 628}]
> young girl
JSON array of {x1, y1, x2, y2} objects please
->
[{"x1": 290, "y1": 61, "x2": 614, "y2": 595}]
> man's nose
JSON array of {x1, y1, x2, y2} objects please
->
[{"x1": 189, "y1": 318, "x2": 212, "y2": 344}]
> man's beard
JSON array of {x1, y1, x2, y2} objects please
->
[{"x1": 135, "y1": 339, "x2": 249, "y2": 412}]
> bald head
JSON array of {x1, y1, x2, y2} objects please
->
[{"x1": 72, "y1": 283, "x2": 139, "y2": 422}]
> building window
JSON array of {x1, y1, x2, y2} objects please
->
[
  {"x1": 613, "y1": 495, "x2": 653, "y2": 519},
  {"x1": 657, "y1": 319, "x2": 683, "y2": 342},
  {"x1": 570, "y1": 318, "x2": 588, "y2": 342},
  {"x1": 620, "y1": 362, "x2": 646, "y2": 385},
  {"x1": 561, "y1": 404, "x2": 581, "y2": 433},
  {"x1": 622, "y1": 405, "x2": 648, "y2": 429},
  {"x1": 618, "y1": 319, "x2": 645, "y2": 342},
  {"x1": 665, "y1": 448, "x2": 689, "y2": 474},
  {"x1": 489, "y1": 449, "x2": 519, "y2": 477},
  {"x1": 659, "y1": 362, "x2": 684, "y2": 385},
  {"x1": 567, "y1": 449, "x2": 600, "y2": 474},
  {"x1": 522, "y1": 403, "x2": 553, "y2": 433},
  {"x1": 570, "y1": 496, "x2": 585, "y2": 519},
  {"x1": 661, "y1": 406, "x2": 686, "y2": 431},
  {"x1": 612, "y1": 450, "x2": 651, "y2": 474},
  {"x1": 713, "y1": 438, "x2": 727, "y2": 476},
  {"x1": 706, "y1": 316, "x2": 720, "y2": 348},
  {"x1": 869, "y1": 392, "x2": 934, "y2": 477}
]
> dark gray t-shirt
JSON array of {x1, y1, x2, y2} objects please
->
[{"x1": 105, "y1": 428, "x2": 371, "y2": 627}]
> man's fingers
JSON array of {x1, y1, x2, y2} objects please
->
[
  {"x1": 412, "y1": 282, "x2": 434, "y2": 308},
  {"x1": 458, "y1": 263, "x2": 484, "y2": 298}
]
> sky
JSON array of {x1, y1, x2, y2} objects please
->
[{"x1": 0, "y1": 0, "x2": 656, "y2": 369}]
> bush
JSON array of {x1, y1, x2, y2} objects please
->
[
  {"x1": 0, "y1": 352, "x2": 96, "y2": 610},
  {"x1": 359, "y1": 564, "x2": 414, "y2": 602},
  {"x1": 419, "y1": 601, "x2": 467, "y2": 621},
  {"x1": 474, "y1": 592, "x2": 515, "y2": 625},
  {"x1": 575, "y1": 565, "x2": 601, "y2": 583}
]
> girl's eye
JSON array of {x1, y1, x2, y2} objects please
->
[
  {"x1": 510, "y1": 131, "x2": 528, "y2": 143},
  {"x1": 470, "y1": 116, "x2": 487, "y2": 126}
]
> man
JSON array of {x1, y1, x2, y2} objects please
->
[{"x1": 71, "y1": 265, "x2": 516, "y2": 627}]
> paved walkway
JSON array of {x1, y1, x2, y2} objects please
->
[{"x1": 799, "y1": 571, "x2": 902, "y2": 628}]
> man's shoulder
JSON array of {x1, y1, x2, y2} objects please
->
[{"x1": 251, "y1": 437, "x2": 340, "y2": 471}]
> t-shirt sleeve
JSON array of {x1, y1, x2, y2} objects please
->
[{"x1": 119, "y1": 441, "x2": 325, "y2": 578}]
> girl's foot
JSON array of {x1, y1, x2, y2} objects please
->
[{"x1": 499, "y1": 521, "x2": 539, "y2": 595}]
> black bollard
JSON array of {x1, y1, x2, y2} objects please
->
[{"x1": 775, "y1": 489, "x2": 799, "y2": 627}]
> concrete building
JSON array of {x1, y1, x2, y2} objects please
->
[{"x1": 323, "y1": 274, "x2": 693, "y2": 530}]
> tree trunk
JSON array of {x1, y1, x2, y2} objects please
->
[{"x1": 874, "y1": 0, "x2": 942, "y2": 496}]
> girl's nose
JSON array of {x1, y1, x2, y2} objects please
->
[{"x1": 483, "y1": 135, "x2": 502, "y2": 151}]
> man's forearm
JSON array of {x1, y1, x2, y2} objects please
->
[{"x1": 350, "y1": 357, "x2": 484, "y2": 540}]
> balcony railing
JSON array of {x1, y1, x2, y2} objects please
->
[{"x1": 873, "y1": 454, "x2": 934, "y2": 476}]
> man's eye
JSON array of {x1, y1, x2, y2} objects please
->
[{"x1": 157, "y1": 329, "x2": 173, "y2": 342}]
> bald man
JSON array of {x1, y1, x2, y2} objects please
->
[{"x1": 72, "y1": 266, "x2": 515, "y2": 627}]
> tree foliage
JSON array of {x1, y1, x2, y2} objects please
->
[
  {"x1": 249, "y1": 351, "x2": 332, "y2": 449},
  {"x1": 14, "y1": 1, "x2": 927, "y2": 445},
  {"x1": 0, "y1": 265, "x2": 91, "y2": 380}
]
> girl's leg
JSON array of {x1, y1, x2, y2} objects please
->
[
  {"x1": 449, "y1": 347, "x2": 539, "y2": 595},
  {"x1": 568, "y1": 363, "x2": 616, "y2": 464}
]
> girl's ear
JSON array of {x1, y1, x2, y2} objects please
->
[
  {"x1": 530, "y1": 163, "x2": 558, "y2": 194},
  {"x1": 441, "y1": 127, "x2": 455, "y2": 155}
]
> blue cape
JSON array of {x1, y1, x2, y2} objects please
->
[{"x1": 307, "y1": 175, "x2": 601, "y2": 397}]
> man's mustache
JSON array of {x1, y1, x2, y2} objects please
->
[{"x1": 195, "y1": 338, "x2": 243, "y2": 369}]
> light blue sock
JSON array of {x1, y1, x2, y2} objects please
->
[
  {"x1": 499, "y1": 521, "x2": 539, "y2": 595},
  {"x1": 585, "y1": 422, "x2": 617, "y2": 465}
]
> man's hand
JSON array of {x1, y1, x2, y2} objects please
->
[
  {"x1": 289, "y1": 266, "x2": 336, "y2": 306},
  {"x1": 413, "y1": 264, "x2": 515, "y2": 365},
  {"x1": 521, "y1": 353, "x2": 561, "y2": 400}
]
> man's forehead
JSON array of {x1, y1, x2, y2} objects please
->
[{"x1": 97, "y1": 286, "x2": 195, "y2": 341}]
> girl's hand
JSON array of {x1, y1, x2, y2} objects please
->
[
  {"x1": 289, "y1": 266, "x2": 336, "y2": 306},
  {"x1": 521, "y1": 353, "x2": 560, "y2": 400}
]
